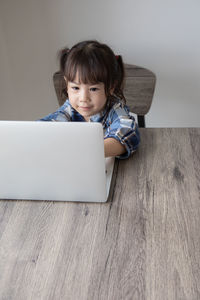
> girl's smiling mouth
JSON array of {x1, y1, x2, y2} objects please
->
[{"x1": 79, "y1": 106, "x2": 92, "y2": 110}]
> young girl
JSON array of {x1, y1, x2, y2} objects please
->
[{"x1": 39, "y1": 40, "x2": 140, "y2": 159}]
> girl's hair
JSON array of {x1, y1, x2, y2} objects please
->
[{"x1": 58, "y1": 40, "x2": 126, "y2": 106}]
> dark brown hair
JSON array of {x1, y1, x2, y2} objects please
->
[{"x1": 59, "y1": 40, "x2": 126, "y2": 105}]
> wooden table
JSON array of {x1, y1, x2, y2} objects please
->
[{"x1": 0, "y1": 128, "x2": 200, "y2": 300}]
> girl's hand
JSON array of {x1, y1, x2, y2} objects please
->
[{"x1": 104, "y1": 138, "x2": 126, "y2": 158}]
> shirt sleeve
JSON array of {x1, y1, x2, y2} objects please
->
[
  {"x1": 37, "y1": 100, "x2": 71, "y2": 121},
  {"x1": 104, "y1": 102, "x2": 140, "y2": 159}
]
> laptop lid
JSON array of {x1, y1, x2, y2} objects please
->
[{"x1": 0, "y1": 121, "x2": 114, "y2": 202}]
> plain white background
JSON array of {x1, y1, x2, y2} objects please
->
[{"x1": 0, "y1": 0, "x2": 200, "y2": 127}]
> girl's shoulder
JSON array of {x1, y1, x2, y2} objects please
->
[
  {"x1": 107, "y1": 98, "x2": 130, "y2": 119},
  {"x1": 58, "y1": 99, "x2": 72, "y2": 113},
  {"x1": 59, "y1": 99, "x2": 70, "y2": 109}
]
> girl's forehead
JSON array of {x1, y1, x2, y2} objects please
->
[
  {"x1": 73, "y1": 72, "x2": 83, "y2": 83},
  {"x1": 69, "y1": 72, "x2": 103, "y2": 85},
  {"x1": 67, "y1": 59, "x2": 107, "y2": 83}
]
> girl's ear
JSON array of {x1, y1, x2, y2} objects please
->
[
  {"x1": 109, "y1": 87, "x2": 115, "y2": 95},
  {"x1": 64, "y1": 76, "x2": 68, "y2": 91},
  {"x1": 63, "y1": 76, "x2": 68, "y2": 95}
]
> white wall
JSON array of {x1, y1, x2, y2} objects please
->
[{"x1": 0, "y1": 0, "x2": 200, "y2": 126}]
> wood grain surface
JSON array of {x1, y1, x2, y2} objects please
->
[{"x1": 0, "y1": 128, "x2": 200, "y2": 300}]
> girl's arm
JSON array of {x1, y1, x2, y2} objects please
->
[
  {"x1": 38, "y1": 100, "x2": 71, "y2": 121},
  {"x1": 104, "y1": 101, "x2": 140, "y2": 159},
  {"x1": 104, "y1": 138, "x2": 126, "y2": 157}
]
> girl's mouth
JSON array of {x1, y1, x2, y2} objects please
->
[{"x1": 79, "y1": 106, "x2": 92, "y2": 111}]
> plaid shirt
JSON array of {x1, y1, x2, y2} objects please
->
[{"x1": 39, "y1": 99, "x2": 140, "y2": 159}]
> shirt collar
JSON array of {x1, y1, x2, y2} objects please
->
[
  {"x1": 89, "y1": 110, "x2": 106, "y2": 122},
  {"x1": 89, "y1": 104, "x2": 109, "y2": 123}
]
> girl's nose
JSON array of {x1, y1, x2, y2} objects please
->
[{"x1": 80, "y1": 89, "x2": 90, "y2": 102}]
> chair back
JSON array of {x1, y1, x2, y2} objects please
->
[{"x1": 123, "y1": 64, "x2": 156, "y2": 115}]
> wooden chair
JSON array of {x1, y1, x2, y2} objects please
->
[{"x1": 53, "y1": 63, "x2": 156, "y2": 127}]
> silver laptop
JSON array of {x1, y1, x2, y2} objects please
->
[{"x1": 0, "y1": 121, "x2": 115, "y2": 202}]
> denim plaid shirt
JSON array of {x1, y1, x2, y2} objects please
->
[{"x1": 39, "y1": 98, "x2": 140, "y2": 159}]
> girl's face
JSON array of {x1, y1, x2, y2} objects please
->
[{"x1": 66, "y1": 74, "x2": 108, "y2": 121}]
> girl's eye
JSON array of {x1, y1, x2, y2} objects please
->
[
  {"x1": 72, "y1": 86, "x2": 79, "y2": 90},
  {"x1": 90, "y1": 87, "x2": 99, "y2": 92}
]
